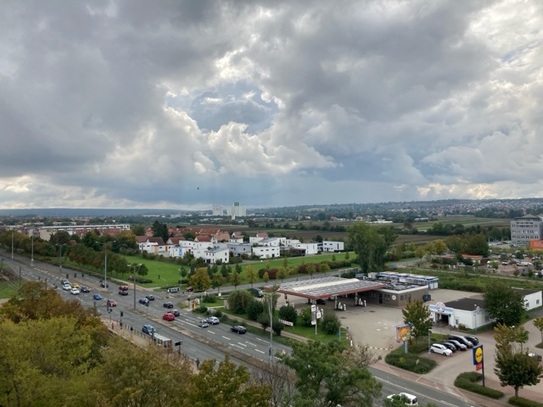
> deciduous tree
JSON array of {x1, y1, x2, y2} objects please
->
[
  {"x1": 483, "y1": 281, "x2": 525, "y2": 326},
  {"x1": 402, "y1": 300, "x2": 432, "y2": 344}
]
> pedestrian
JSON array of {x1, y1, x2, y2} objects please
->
[{"x1": 196, "y1": 358, "x2": 200, "y2": 369}]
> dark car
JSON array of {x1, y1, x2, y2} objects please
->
[
  {"x1": 118, "y1": 290, "x2": 129, "y2": 296},
  {"x1": 163, "y1": 302, "x2": 174, "y2": 309},
  {"x1": 100, "y1": 281, "x2": 109, "y2": 288},
  {"x1": 139, "y1": 297, "x2": 149, "y2": 305},
  {"x1": 172, "y1": 309, "x2": 181, "y2": 317},
  {"x1": 142, "y1": 324, "x2": 156, "y2": 335},
  {"x1": 80, "y1": 286, "x2": 90, "y2": 293},
  {"x1": 448, "y1": 334, "x2": 473, "y2": 348},
  {"x1": 93, "y1": 293, "x2": 103, "y2": 301},
  {"x1": 231, "y1": 325, "x2": 247, "y2": 334},
  {"x1": 464, "y1": 335, "x2": 479, "y2": 346},
  {"x1": 446, "y1": 339, "x2": 467, "y2": 351},
  {"x1": 146, "y1": 294, "x2": 155, "y2": 301},
  {"x1": 441, "y1": 341, "x2": 457, "y2": 352},
  {"x1": 248, "y1": 287, "x2": 264, "y2": 298}
]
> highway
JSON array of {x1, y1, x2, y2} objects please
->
[{"x1": 0, "y1": 252, "x2": 483, "y2": 406}]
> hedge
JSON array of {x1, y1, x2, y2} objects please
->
[{"x1": 454, "y1": 372, "x2": 504, "y2": 399}]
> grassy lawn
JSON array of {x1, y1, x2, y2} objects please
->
[
  {"x1": 114, "y1": 252, "x2": 355, "y2": 289},
  {"x1": 0, "y1": 280, "x2": 20, "y2": 299}
]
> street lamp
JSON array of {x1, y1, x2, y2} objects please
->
[
  {"x1": 30, "y1": 233, "x2": 34, "y2": 266},
  {"x1": 11, "y1": 229, "x2": 14, "y2": 260},
  {"x1": 428, "y1": 329, "x2": 433, "y2": 354}
]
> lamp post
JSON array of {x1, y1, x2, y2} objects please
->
[
  {"x1": 428, "y1": 329, "x2": 432, "y2": 354},
  {"x1": 11, "y1": 229, "x2": 14, "y2": 259},
  {"x1": 30, "y1": 233, "x2": 34, "y2": 267},
  {"x1": 268, "y1": 292, "x2": 274, "y2": 364},
  {"x1": 58, "y1": 244, "x2": 64, "y2": 273}
]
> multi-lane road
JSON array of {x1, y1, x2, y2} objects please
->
[{"x1": 1, "y1": 252, "x2": 483, "y2": 406}]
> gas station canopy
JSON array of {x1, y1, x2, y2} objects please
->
[{"x1": 276, "y1": 276, "x2": 386, "y2": 300}]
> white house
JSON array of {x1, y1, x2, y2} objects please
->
[
  {"x1": 320, "y1": 240, "x2": 345, "y2": 252},
  {"x1": 514, "y1": 288, "x2": 543, "y2": 311},
  {"x1": 227, "y1": 242, "x2": 252, "y2": 257},
  {"x1": 294, "y1": 242, "x2": 319, "y2": 255},
  {"x1": 252, "y1": 246, "x2": 280, "y2": 259},
  {"x1": 429, "y1": 296, "x2": 492, "y2": 330},
  {"x1": 249, "y1": 232, "x2": 269, "y2": 244},
  {"x1": 137, "y1": 237, "x2": 168, "y2": 255},
  {"x1": 204, "y1": 246, "x2": 229, "y2": 264}
]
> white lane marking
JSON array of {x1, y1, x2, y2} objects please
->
[
  {"x1": 255, "y1": 349, "x2": 265, "y2": 354},
  {"x1": 222, "y1": 336, "x2": 231, "y2": 341}
]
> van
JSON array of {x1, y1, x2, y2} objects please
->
[{"x1": 248, "y1": 287, "x2": 264, "y2": 298}]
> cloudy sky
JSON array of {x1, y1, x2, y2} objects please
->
[{"x1": 1, "y1": 0, "x2": 542, "y2": 210}]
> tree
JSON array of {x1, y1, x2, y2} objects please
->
[
  {"x1": 534, "y1": 317, "x2": 543, "y2": 343},
  {"x1": 151, "y1": 220, "x2": 169, "y2": 242},
  {"x1": 227, "y1": 290, "x2": 254, "y2": 314},
  {"x1": 189, "y1": 267, "x2": 212, "y2": 293},
  {"x1": 229, "y1": 271, "x2": 242, "y2": 289},
  {"x1": 483, "y1": 281, "x2": 525, "y2": 326},
  {"x1": 281, "y1": 341, "x2": 381, "y2": 407},
  {"x1": 494, "y1": 351, "x2": 543, "y2": 397},
  {"x1": 211, "y1": 273, "x2": 225, "y2": 294},
  {"x1": 348, "y1": 223, "x2": 388, "y2": 273},
  {"x1": 246, "y1": 266, "x2": 257, "y2": 287},
  {"x1": 278, "y1": 304, "x2": 297, "y2": 325},
  {"x1": 187, "y1": 356, "x2": 271, "y2": 407},
  {"x1": 402, "y1": 300, "x2": 433, "y2": 344}
]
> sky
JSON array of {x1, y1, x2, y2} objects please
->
[{"x1": 1, "y1": 0, "x2": 542, "y2": 210}]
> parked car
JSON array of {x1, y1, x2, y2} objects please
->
[
  {"x1": 142, "y1": 324, "x2": 156, "y2": 335},
  {"x1": 446, "y1": 339, "x2": 467, "y2": 351},
  {"x1": 206, "y1": 316, "x2": 220, "y2": 325},
  {"x1": 70, "y1": 287, "x2": 80, "y2": 295},
  {"x1": 429, "y1": 343, "x2": 453, "y2": 356},
  {"x1": 163, "y1": 302, "x2": 174, "y2": 309},
  {"x1": 441, "y1": 342, "x2": 457, "y2": 352},
  {"x1": 93, "y1": 293, "x2": 103, "y2": 301},
  {"x1": 167, "y1": 287, "x2": 180, "y2": 293},
  {"x1": 106, "y1": 299, "x2": 117, "y2": 307},
  {"x1": 464, "y1": 335, "x2": 479, "y2": 346},
  {"x1": 386, "y1": 392, "x2": 418, "y2": 406},
  {"x1": 448, "y1": 334, "x2": 473, "y2": 348},
  {"x1": 248, "y1": 287, "x2": 264, "y2": 298},
  {"x1": 80, "y1": 286, "x2": 90, "y2": 293},
  {"x1": 231, "y1": 325, "x2": 247, "y2": 334},
  {"x1": 528, "y1": 352, "x2": 542, "y2": 361},
  {"x1": 146, "y1": 294, "x2": 155, "y2": 301},
  {"x1": 163, "y1": 312, "x2": 176, "y2": 321},
  {"x1": 198, "y1": 319, "x2": 209, "y2": 328},
  {"x1": 172, "y1": 309, "x2": 181, "y2": 317}
]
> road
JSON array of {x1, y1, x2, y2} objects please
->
[{"x1": 0, "y1": 252, "x2": 488, "y2": 406}]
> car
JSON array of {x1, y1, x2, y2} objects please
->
[
  {"x1": 446, "y1": 339, "x2": 467, "y2": 351},
  {"x1": 198, "y1": 319, "x2": 209, "y2": 328},
  {"x1": 100, "y1": 281, "x2": 109, "y2": 288},
  {"x1": 316, "y1": 298, "x2": 327, "y2": 305},
  {"x1": 386, "y1": 392, "x2": 418, "y2": 406},
  {"x1": 119, "y1": 285, "x2": 129, "y2": 292},
  {"x1": 163, "y1": 302, "x2": 174, "y2": 309},
  {"x1": 167, "y1": 287, "x2": 179, "y2": 293},
  {"x1": 206, "y1": 316, "x2": 220, "y2": 325},
  {"x1": 448, "y1": 334, "x2": 474, "y2": 348},
  {"x1": 142, "y1": 324, "x2": 156, "y2": 335},
  {"x1": 61, "y1": 279, "x2": 70, "y2": 286},
  {"x1": 70, "y1": 287, "x2": 80, "y2": 295},
  {"x1": 163, "y1": 312, "x2": 176, "y2": 321},
  {"x1": 464, "y1": 335, "x2": 479, "y2": 346},
  {"x1": 528, "y1": 352, "x2": 542, "y2": 361},
  {"x1": 441, "y1": 341, "x2": 457, "y2": 352},
  {"x1": 429, "y1": 343, "x2": 453, "y2": 356},
  {"x1": 93, "y1": 293, "x2": 103, "y2": 301},
  {"x1": 71, "y1": 283, "x2": 80, "y2": 289},
  {"x1": 62, "y1": 283, "x2": 72, "y2": 291},
  {"x1": 80, "y1": 286, "x2": 90, "y2": 293},
  {"x1": 146, "y1": 294, "x2": 155, "y2": 301},
  {"x1": 231, "y1": 325, "x2": 247, "y2": 334},
  {"x1": 106, "y1": 299, "x2": 117, "y2": 307},
  {"x1": 139, "y1": 297, "x2": 149, "y2": 305},
  {"x1": 118, "y1": 290, "x2": 129, "y2": 296},
  {"x1": 248, "y1": 287, "x2": 264, "y2": 298},
  {"x1": 172, "y1": 309, "x2": 181, "y2": 317}
]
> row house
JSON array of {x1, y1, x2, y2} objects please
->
[
  {"x1": 253, "y1": 246, "x2": 280, "y2": 259},
  {"x1": 320, "y1": 240, "x2": 345, "y2": 252},
  {"x1": 227, "y1": 242, "x2": 252, "y2": 257},
  {"x1": 249, "y1": 232, "x2": 269, "y2": 244},
  {"x1": 137, "y1": 236, "x2": 168, "y2": 255}
]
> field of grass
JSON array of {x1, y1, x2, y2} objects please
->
[{"x1": 0, "y1": 280, "x2": 20, "y2": 299}]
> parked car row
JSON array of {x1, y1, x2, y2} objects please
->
[{"x1": 431, "y1": 334, "x2": 480, "y2": 357}]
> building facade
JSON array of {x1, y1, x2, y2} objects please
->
[{"x1": 511, "y1": 215, "x2": 543, "y2": 246}]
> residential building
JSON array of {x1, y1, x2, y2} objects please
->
[
  {"x1": 319, "y1": 240, "x2": 345, "y2": 252},
  {"x1": 511, "y1": 215, "x2": 543, "y2": 246}
]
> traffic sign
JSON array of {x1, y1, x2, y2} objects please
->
[{"x1": 472, "y1": 344, "x2": 483, "y2": 365}]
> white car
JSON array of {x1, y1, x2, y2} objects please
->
[
  {"x1": 70, "y1": 287, "x2": 80, "y2": 295},
  {"x1": 62, "y1": 284, "x2": 72, "y2": 291},
  {"x1": 206, "y1": 316, "x2": 220, "y2": 325},
  {"x1": 386, "y1": 392, "x2": 418, "y2": 405},
  {"x1": 430, "y1": 343, "x2": 453, "y2": 356}
]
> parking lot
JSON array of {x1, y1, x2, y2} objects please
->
[{"x1": 282, "y1": 289, "x2": 543, "y2": 403}]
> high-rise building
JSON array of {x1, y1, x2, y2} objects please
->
[
  {"x1": 511, "y1": 215, "x2": 543, "y2": 246},
  {"x1": 228, "y1": 202, "x2": 246, "y2": 218}
]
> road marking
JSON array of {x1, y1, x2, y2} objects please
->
[
  {"x1": 246, "y1": 341, "x2": 257, "y2": 347},
  {"x1": 222, "y1": 335, "x2": 231, "y2": 341},
  {"x1": 236, "y1": 342, "x2": 247, "y2": 347},
  {"x1": 255, "y1": 349, "x2": 265, "y2": 354}
]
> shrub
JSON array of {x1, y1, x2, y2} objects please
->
[
  {"x1": 509, "y1": 396, "x2": 543, "y2": 407},
  {"x1": 321, "y1": 312, "x2": 341, "y2": 335},
  {"x1": 454, "y1": 372, "x2": 504, "y2": 399},
  {"x1": 202, "y1": 294, "x2": 217, "y2": 303},
  {"x1": 272, "y1": 319, "x2": 284, "y2": 336},
  {"x1": 227, "y1": 289, "x2": 254, "y2": 314},
  {"x1": 278, "y1": 304, "x2": 297, "y2": 325},
  {"x1": 385, "y1": 350, "x2": 436, "y2": 374},
  {"x1": 195, "y1": 305, "x2": 208, "y2": 314},
  {"x1": 247, "y1": 300, "x2": 264, "y2": 321}
]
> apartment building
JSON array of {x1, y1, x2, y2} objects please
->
[{"x1": 511, "y1": 215, "x2": 543, "y2": 246}]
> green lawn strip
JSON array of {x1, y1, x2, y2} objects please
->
[{"x1": 0, "y1": 280, "x2": 20, "y2": 299}]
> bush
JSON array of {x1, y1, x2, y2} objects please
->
[
  {"x1": 321, "y1": 312, "x2": 341, "y2": 335},
  {"x1": 278, "y1": 304, "x2": 297, "y2": 325},
  {"x1": 454, "y1": 372, "x2": 504, "y2": 399},
  {"x1": 385, "y1": 350, "x2": 436, "y2": 374},
  {"x1": 247, "y1": 300, "x2": 264, "y2": 321},
  {"x1": 272, "y1": 319, "x2": 284, "y2": 336},
  {"x1": 227, "y1": 289, "x2": 254, "y2": 314},
  {"x1": 195, "y1": 305, "x2": 208, "y2": 314},
  {"x1": 202, "y1": 294, "x2": 217, "y2": 303},
  {"x1": 509, "y1": 396, "x2": 543, "y2": 407}
]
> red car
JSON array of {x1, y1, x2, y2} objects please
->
[
  {"x1": 106, "y1": 299, "x2": 117, "y2": 307},
  {"x1": 162, "y1": 312, "x2": 175, "y2": 321}
]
